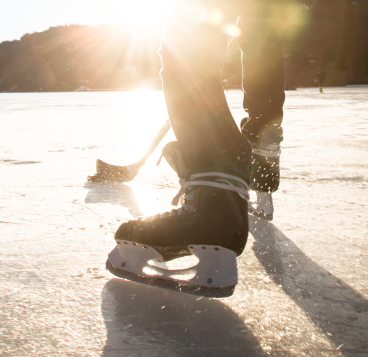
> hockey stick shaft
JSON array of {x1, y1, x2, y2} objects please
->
[
  {"x1": 134, "y1": 118, "x2": 171, "y2": 168},
  {"x1": 89, "y1": 118, "x2": 171, "y2": 182}
]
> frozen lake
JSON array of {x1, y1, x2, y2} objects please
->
[{"x1": 0, "y1": 88, "x2": 367, "y2": 356}]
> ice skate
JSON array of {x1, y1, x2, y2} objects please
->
[
  {"x1": 248, "y1": 191, "x2": 274, "y2": 221},
  {"x1": 239, "y1": 118, "x2": 281, "y2": 221},
  {"x1": 106, "y1": 142, "x2": 250, "y2": 296},
  {"x1": 249, "y1": 141, "x2": 281, "y2": 192},
  {"x1": 247, "y1": 142, "x2": 280, "y2": 221}
]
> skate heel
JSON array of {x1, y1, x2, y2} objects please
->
[{"x1": 108, "y1": 242, "x2": 237, "y2": 288}]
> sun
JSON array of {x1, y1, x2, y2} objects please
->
[
  {"x1": 117, "y1": 0, "x2": 168, "y2": 33},
  {"x1": 84, "y1": 0, "x2": 168, "y2": 34}
]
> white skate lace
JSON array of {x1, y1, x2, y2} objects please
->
[
  {"x1": 141, "y1": 173, "x2": 249, "y2": 221},
  {"x1": 171, "y1": 172, "x2": 249, "y2": 206},
  {"x1": 251, "y1": 143, "x2": 281, "y2": 158}
]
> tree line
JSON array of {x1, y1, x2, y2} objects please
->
[
  {"x1": 1, "y1": 0, "x2": 367, "y2": 92},
  {"x1": 0, "y1": 24, "x2": 163, "y2": 92}
]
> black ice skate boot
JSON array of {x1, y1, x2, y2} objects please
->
[
  {"x1": 107, "y1": 141, "x2": 250, "y2": 292},
  {"x1": 240, "y1": 118, "x2": 281, "y2": 221}
]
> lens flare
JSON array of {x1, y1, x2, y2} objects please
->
[
  {"x1": 223, "y1": 23, "x2": 242, "y2": 38},
  {"x1": 208, "y1": 9, "x2": 224, "y2": 26}
]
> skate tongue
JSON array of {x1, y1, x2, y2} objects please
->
[{"x1": 161, "y1": 141, "x2": 192, "y2": 178}]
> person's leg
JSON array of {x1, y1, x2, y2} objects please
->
[
  {"x1": 239, "y1": 0, "x2": 304, "y2": 145},
  {"x1": 110, "y1": 0, "x2": 250, "y2": 287},
  {"x1": 159, "y1": 0, "x2": 251, "y2": 178},
  {"x1": 238, "y1": 0, "x2": 304, "y2": 219}
]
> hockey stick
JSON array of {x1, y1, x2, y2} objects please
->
[{"x1": 88, "y1": 118, "x2": 171, "y2": 182}]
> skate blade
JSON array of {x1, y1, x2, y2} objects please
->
[
  {"x1": 107, "y1": 242, "x2": 238, "y2": 296},
  {"x1": 106, "y1": 259, "x2": 235, "y2": 298}
]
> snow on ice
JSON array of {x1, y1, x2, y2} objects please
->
[{"x1": 0, "y1": 88, "x2": 367, "y2": 356}]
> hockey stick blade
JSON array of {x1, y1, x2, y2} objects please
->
[
  {"x1": 88, "y1": 119, "x2": 171, "y2": 182},
  {"x1": 106, "y1": 259, "x2": 235, "y2": 298},
  {"x1": 88, "y1": 159, "x2": 139, "y2": 182}
]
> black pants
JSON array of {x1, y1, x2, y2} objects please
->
[{"x1": 159, "y1": 0, "x2": 304, "y2": 177}]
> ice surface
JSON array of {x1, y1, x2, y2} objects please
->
[{"x1": 0, "y1": 88, "x2": 367, "y2": 356}]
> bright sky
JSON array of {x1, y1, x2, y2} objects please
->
[{"x1": 0, "y1": 0, "x2": 168, "y2": 43}]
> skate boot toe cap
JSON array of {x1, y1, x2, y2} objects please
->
[{"x1": 115, "y1": 221, "x2": 133, "y2": 240}]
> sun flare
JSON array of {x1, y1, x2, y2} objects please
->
[{"x1": 117, "y1": 0, "x2": 168, "y2": 33}]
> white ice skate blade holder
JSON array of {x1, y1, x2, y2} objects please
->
[
  {"x1": 108, "y1": 241, "x2": 238, "y2": 288},
  {"x1": 249, "y1": 191, "x2": 274, "y2": 220}
]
